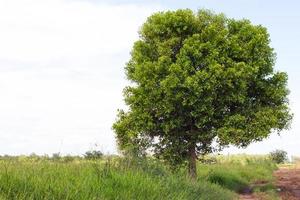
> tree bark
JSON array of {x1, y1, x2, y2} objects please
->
[{"x1": 188, "y1": 145, "x2": 197, "y2": 181}]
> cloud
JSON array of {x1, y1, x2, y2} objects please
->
[{"x1": 0, "y1": 0, "x2": 160, "y2": 155}]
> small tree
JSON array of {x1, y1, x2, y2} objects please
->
[
  {"x1": 84, "y1": 150, "x2": 103, "y2": 160},
  {"x1": 269, "y1": 150, "x2": 288, "y2": 164},
  {"x1": 113, "y1": 9, "x2": 292, "y2": 179}
]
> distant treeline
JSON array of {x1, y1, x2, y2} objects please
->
[{"x1": 0, "y1": 150, "x2": 111, "y2": 161}]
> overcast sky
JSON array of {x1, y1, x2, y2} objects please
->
[{"x1": 0, "y1": 0, "x2": 299, "y2": 156}]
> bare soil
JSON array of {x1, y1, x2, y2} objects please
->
[
  {"x1": 239, "y1": 187, "x2": 256, "y2": 200},
  {"x1": 239, "y1": 194, "x2": 257, "y2": 200},
  {"x1": 274, "y1": 167, "x2": 300, "y2": 200},
  {"x1": 239, "y1": 165, "x2": 300, "y2": 200},
  {"x1": 239, "y1": 188, "x2": 265, "y2": 200}
]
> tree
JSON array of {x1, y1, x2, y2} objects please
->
[
  {"x1": 269, "y1": 149, "x2": 288, "y2": 164},
  {"x1": 113, "y1": 9, "x2": 292, "y2": 179},
  {"x1": 83, "y1": 150, "x2": 103, "y2": 160}
]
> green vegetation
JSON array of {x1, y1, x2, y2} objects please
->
[
  {"x1": 0, "y1": 154, "x2": 279, "y2": 200},
  {"x1": 113, "y1": 9, "x2": 292, "y2": 178},
  {"x1": 199, "y1": 155, "x2": 277, "y2": 192},
  {"x1": 84, "y1": 150, "x2": 104, "y2": 160},
  {"x1": 269, "y1": 149, "x2": 288, "y2": 164},
  {"x1": 0, "y1": 8, "x2": 289, "y2": 200}
]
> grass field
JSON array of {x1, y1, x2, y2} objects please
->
[{"x1": 0, "y1": 155, "x2": 279, "y2": 200}]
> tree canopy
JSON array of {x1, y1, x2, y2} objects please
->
[{"x1": 113, "y1": 9, "x2": 292, "y2": 179}]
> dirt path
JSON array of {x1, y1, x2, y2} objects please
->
[
  {"x1": 239, "y1": 187, "x2": 257, "y2": 200},
  {"x1": 239, "y1": 194, "x2": 257, "y2": 200},
  {"x1": 240, "y1": 165, "x2": 300, "y2": 200},
  {"x1": 274, "y1": 167, "x2": 300, "y2": 200}
]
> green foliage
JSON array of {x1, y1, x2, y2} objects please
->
[
  {"x1": 113, "y1": 9, "x2": 292, "y2": 170},
  {"x1": 0, "y1": 154, "x2": 280, "y2": 199},
  {"x1": 62, "y1": 155, "x2": 77, "y2": 162},
  {"x1": 198, "y1": 155, "x2": 277, "y2": 192},
  {"x1": 51, "y1": 152, "x2": 61, "y2": 161},
  {"x1": 0, "y1": 156, "x2": 237, "y2": 200},
  {"x1": 206, "y1": 169, "x2": 248, "y2": 192},
  {"x1": 83, "y1": 150, "x2": 104, "y2": 160},
  {"x1": 269, "y1": 149, "x2": 288, "y2": 164}
]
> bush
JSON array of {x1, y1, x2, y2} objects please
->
[
  {"x1": 269, "y1": 150, "x2": 288, "y2": 164},
  {"x1": 51, "y1": 153, "x2": 61, "y2": 161},
  {"x1": 83, "y1": 150, "x2": 103, "y2": 160}
]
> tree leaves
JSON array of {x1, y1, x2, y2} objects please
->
[{"x1": 113, "y1": 9, "x2": 292, "y2": 167}]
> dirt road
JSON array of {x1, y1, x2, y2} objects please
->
[
  {"x1": 240, "y1": 166, "x2": 300, "y2": 200},
  {"x1": 274, "y1": 167, "x2": 300, "y2": 200},
  {"x1": 239, "y1": 194, "x2": 257, "y2": 200}
]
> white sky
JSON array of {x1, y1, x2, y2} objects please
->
[{"x1": 0, "y1": 0, "x2": 299, "y2": 156}]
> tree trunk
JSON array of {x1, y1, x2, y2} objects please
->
[{"x1": 188, "y1": 145, "x2": 197, "y2": 181}]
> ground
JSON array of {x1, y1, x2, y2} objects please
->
[
  {"x1": 239, "y1": 193, "x2": 257, "y2": 200},
  {"x1": 274, "y1": 166, "x2": 300, "y2": 200},
  {"x1": 240, "y1": 164, "x2": 300, "y2": 200}
]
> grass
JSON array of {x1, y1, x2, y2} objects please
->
[
  {"x1": 198, "y1": 155, "x2": 277, "y2": 192},
  {"x1": 0, "y1": 155, "x2": 279, "y2": 200}
]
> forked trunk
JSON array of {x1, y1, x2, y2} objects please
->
[{"x1": 188, "y1": 145, "x2": 197, "y2": 180}]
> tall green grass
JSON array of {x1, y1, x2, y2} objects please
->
[
  {"x1": 0, "y1": 158, "x2": 235, "y2": 200},
  {"x1": 197, "y1": 155, "x2": 277, "y2": 192},
  {"x1": 0, "y1": 155, "x2": 277, "y2": 200}
]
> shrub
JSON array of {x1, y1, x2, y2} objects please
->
[
  {"x1": 269, "y1": 150, "x2": 288, "y2": 164},
  {"x1": 83, "y1": 150, "x2": 103, "y2": 160},
  {"x1": 51, "y1": 153, "x2": 61, "y2": 161}
]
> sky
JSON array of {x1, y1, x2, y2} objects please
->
[{"x1": 0, "y1": 0, "x2": 299, "y2": 156}]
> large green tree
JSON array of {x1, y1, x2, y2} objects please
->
[{"x1": 113, "y1": 9, "x2": 292, "y2": 179}]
